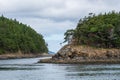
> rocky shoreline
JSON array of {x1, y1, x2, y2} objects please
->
[
  {"x1": 39, "y1": 58, "x2": 120, "y2": 64},
  {"x1": 39, "y1": 45, "x2": 120, "y2": 64},
  {"x1": 0, "y1": 53, "x2": 52, "y2": 60}
]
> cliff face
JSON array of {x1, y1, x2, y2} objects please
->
[{"x1": 52, "y1": 45, "x2": 120, "y2": 61}]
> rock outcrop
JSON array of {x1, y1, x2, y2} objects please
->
[
  {"x1": 39, "y1": 45, "x2": 120, "y2": 64},
  {"x1": 53, "y1": 45, "x2": 120, "y2": 59}
]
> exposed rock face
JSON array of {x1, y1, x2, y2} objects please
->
[
  {"x1": 39, "y1": 45, "x2": 120, "y2": 63},
  {"x1": 52, "y1": 45, "x2": 120, "y2": 61}
]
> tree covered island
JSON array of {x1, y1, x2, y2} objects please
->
[
  {"x1": 40, "y1": 11, "x2": 120, "y2": 64},
  {"x1": 0, "y1": 15, "x2": 48, "y2": 59}
]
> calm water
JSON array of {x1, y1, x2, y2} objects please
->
[{"x1": 0, "y1": 57, "x2": 120, "y2": 80}]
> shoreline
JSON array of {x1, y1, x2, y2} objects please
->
[
  {"x1": 39, "y1": 58, "x2": 120, "y2": 64},
  {"x1": 38, "y1": 45, "x2": 120, "y2": 64},
  {"x1": 0, "y1": 53, "x2": 53, "y2": 60}
]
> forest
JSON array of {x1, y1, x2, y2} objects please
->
[
  {"x1": 0, "y1": 15, "x2": 48, "y2": 54},
  {"x1": 64, "y1": 11, "x2": 120, "y2": 48}
]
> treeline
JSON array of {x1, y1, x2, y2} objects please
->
[
  {"x1": 64, "y1": 11, "x2": 120, "y2": 48},
  {"x1": 0, "y1": 15, "x2": 48, "y2": 54}
]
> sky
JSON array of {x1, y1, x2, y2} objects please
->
[{"x1": 0, "y1": 0, "x2": 120, "y2": 52}]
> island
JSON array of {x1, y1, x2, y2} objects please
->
[
  {"x1": 39, "y1": 11, "x2": 120, "y2": 64},
  {"x1": 0, "y1": 15, "x2": 48, "y2": 59}
]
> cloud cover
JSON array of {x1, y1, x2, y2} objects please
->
[{"x1": 0, "y1": 0, "x2": 120, "y2": 52}]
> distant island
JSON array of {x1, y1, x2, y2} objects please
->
[
  {"x1": 0, "y1": 15, "x2": 48, "y2": 59},
  {"x1": 40, "y1": 11, "x2": 120, "y2": 64},
  {"x1": 48, "y1": 51, "x2": 55, "y2": 54}
]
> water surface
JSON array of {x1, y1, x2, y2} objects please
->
[{"x1": 0, "y1": 57, "x2": 120, "y2": 80}]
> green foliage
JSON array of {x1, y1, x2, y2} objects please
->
[
  {"x1": 0, "y1": 15, "x2": 48, "y2": 54},
  {"x1": 64, "y1": 11, "x2": 120, "y2": 48},
  {"x1": 64, "y1": 29, "x2": 75, "y2": 43}
]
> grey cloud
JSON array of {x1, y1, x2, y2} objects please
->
[
  {"x1": 1, "y1": 0, "x2": 120, "y2": 22},
  {"x1": 16, "y1": 17, "x2": 76, "y2": 36},
  {"x1": 2, "y1": 0, "x2": 120, "y2": 21}
]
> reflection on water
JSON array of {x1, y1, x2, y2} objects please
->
[
  {"x1": 0, "y1": 67, "x2": 38, "y2": 70},
  {"x1": 0, "y1": 57, "x2": 120, "y2": 80}
]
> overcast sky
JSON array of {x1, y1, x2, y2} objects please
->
[{"x1": 0, "y1": 0, "x2": 120, "y2": 52}]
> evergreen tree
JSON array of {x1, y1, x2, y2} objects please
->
[
  {"x1": 0, "y1": 15, "x2": 48, "y2": 54},
  {"x1": 64, "y1": 11, "x2": 120, "y2": 48}
]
